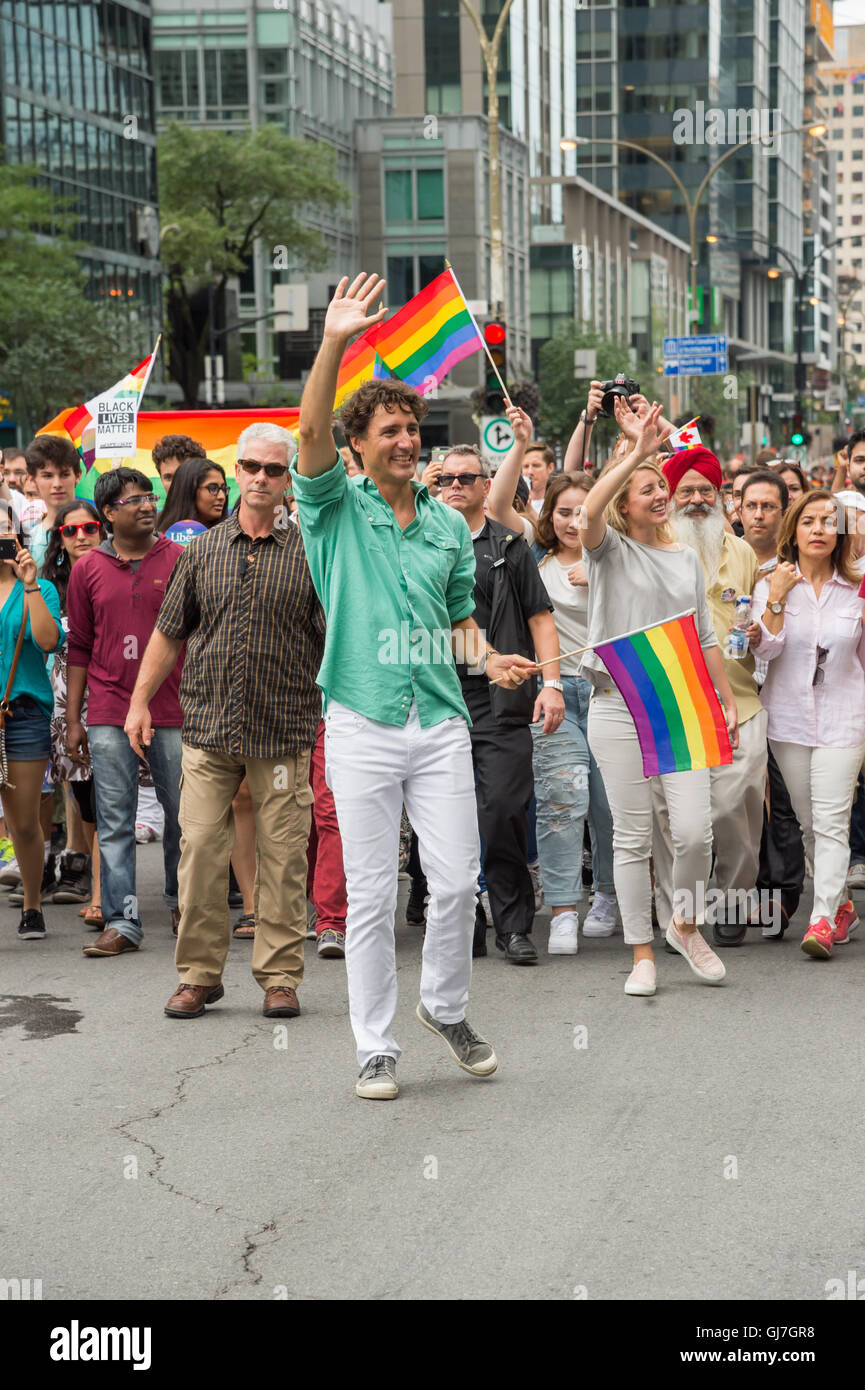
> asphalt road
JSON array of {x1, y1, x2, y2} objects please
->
[{"x1": 2, "y1": 845, "x2": 863, "y2": 1302}]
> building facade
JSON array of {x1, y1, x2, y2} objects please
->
[
  {"x1": 151, "y1": 0, "x2": 393, "y2": 393},
  {"x1": 0, "y1": 0, "x2": 161, "y2": 342},
  {"x1": 821, "y1": 19, "x2": 865, "y2": 413}
]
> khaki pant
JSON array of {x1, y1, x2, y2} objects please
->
[{"x1": 175, "y1": 744, "x2": 313, "y2": 991}]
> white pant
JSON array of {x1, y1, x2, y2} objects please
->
[
  {"x1": 587, "y1": 692, "x2": 713, "y2": 945},
  {"x1": 769, "y1": 739, "x2": 865, "y2": 924},
  {"x1": 136, "y1": 783, "x2": 164, "y2": 835},
  {"x1": 653, "y1": 708, "x2": 768, "y2": 925},
  {"x1": 324, "y1": 700, "x2": 480, "y2": 1067}
]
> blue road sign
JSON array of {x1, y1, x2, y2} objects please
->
[{"x1": 663, "y1": 335, "x2": 728, "y2": 377}]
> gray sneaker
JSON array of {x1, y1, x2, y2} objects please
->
[
  {"x1": 356, "y1": 1054, "x2": 398, "y2": 1100},
  {"x1": 416, "y1": 1002, "x2": 497, "y2": 1076}
]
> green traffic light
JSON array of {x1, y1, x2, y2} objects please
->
[{"x1": 791, "y1": 431, "x2": 804, "y2": 446}]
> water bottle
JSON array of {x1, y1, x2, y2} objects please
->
[{"x1": 727, "y1": 596, "x2": 752, "y2": 660}]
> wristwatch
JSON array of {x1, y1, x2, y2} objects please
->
[
  {"x1": 580, "y1": 410, "x2": 597, "y2": 426},
  {"x1": 768, "y1": 601, "x2": 785, "y2": 615},
  {"x1": 543, "y1": 679, "x2": 564, "y2": 692}
]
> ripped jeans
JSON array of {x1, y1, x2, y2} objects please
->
[{"x1": 531, "y1": 675, "x2": 615, "y2": 908}]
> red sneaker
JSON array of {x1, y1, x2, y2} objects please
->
[
  {"x1": 833, "y1": 899, "x2": 859, "y2": 946},
  {"x1": 801, "y1": 918, "x2": 835, "y2": 959}
]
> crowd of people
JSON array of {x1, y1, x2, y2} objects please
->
[{"x1": 4, "y1": 271, "x2": 865, "y2": 1100}]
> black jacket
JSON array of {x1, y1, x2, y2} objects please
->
[{"x1": 480, "y1": 519, "x2": 545, "y2": 726}]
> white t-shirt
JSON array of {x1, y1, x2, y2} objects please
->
[
  {"x1": 537, "y1": 552, "x2": 589, "y2": 675},
  {"x1": 529, "y1": 496, "x2": 544, "y2": 515}
]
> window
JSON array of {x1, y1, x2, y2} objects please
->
[
  {"x1": 386, "y1": 256, "x2": 415, "y2": 304},
  {"x1": 833, "y1": 83, "x2": 844, "y2": 95},
  {"x1": 385, "y1": 170, "x2": 412, "y2": 222},
  {"x1": 855, "y1": 105, "x2": 864, "y2": 116},
  {"x1": 220, "y1": 50, "x2": 248, "y2": 107},
  {"x1": 157, "y1": 51, "x2": 183, "y2": 107},
  {"x1": 418, "y1": 254, "x2": 445, "y2": 288},
  {"x1": 416, "y1": 169, "x2": 443, "y2": 220},
  {"x1": 854, "y1": 150, "x2": 864, "y2": 161},
  {"x1": 855, "y1": 129, "x2": 865, "y2": 139}
]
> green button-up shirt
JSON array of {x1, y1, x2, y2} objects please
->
[{"x1": 290, "y1": 457, "x2": 476, "y2": 727}]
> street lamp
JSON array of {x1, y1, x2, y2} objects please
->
[{"x1": 555, "y1": 123, "x2": 826, "y2": 335}]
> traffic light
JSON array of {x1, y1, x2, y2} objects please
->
[
  {"x1": 484, "y1": 321, "x2": 507, "y2": 413},
  {"x1": 790, "y1": 413, "x2": 805, "y2": 447}
]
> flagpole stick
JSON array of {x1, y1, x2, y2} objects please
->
[
  {"x1": 489, "y1": 608, "x2": 698, "y2": 683},
  {"x1": 445, "y1": 258, "x2": 512, "y2": 408}
]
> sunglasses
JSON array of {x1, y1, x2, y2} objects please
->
[
  {"x1": 813, "y1": 645, "x2": 828, "y2": 687},
  {"x1": 110, "y1": 493, "x2": 156, "y2": 509},
  {"x1": 59, "y1": 521, "x2": 100, "y2": 538},
  {"x1": 439, "y1": 472, "x2": 483, "y2": 487},
  {"x1": 237, "y1": 459, "x2": 288, "y2": 479},
  {"x1": 199, "y1": 482, "x2": 228, "y2": 496}
]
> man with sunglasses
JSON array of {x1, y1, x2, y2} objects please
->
[
  {"x1": 66, "y1": 469, "x2": 184, "y2": 958},
  {"x1": 438, "y1": 443, "x2": 563, "y2": 963},
  {"x1": 292, "y1": 272, "x2": 538, "y2": 1102},
  {"x1": 125, "y1": 423, "x2": 324, "y2": 1023}
]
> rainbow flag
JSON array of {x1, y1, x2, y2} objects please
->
[
  {"x1": 366, "y1": 267, "x2": 481, "y2": 394},
  {"x1": 38, "y1": 342, "x2": 160, "y2": 469},
  {"x1": 334, "y1": 336, "x2": 389, "y2": 409},
  {"x1": 595, "y1": 611, "x2": 732, "y2": 777},
  {"x1": 39, "y1": 407, "x2": 301, "y2": 511}
]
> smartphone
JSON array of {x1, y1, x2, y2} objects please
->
[{"x1": 0, "y1": 537, "x2": 17, "y2": 560}]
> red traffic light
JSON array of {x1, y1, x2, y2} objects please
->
[{"x1": 484, "y1": 322, "x2": 506, "y2": 345}]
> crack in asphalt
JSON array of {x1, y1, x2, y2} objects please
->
[{"x1": 112, "y1": 1027, "x2": 263, "y2": 1215}]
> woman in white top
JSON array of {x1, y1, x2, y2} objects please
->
[
  {"x1": 581, "y1": 402, "x2": 739, "y2": 997},
  {"x1": 488, "y1": 416, "x2": 617, "y2": 952},
  {"x1": 750, "y1": 490, "x2": 865, "y2": 959}
]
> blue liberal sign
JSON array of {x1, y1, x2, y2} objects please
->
[{"x1": 663, "y1": 335, "x2": 728, "y2": 377}]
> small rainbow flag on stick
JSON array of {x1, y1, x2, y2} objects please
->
[
  {"x1": 366, "y1": 266, "x2": 482, "y2": 393},
  {"x1": 595, "y1": 610, "x2": 732, "y2": 777}
]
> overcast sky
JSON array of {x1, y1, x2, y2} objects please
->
[{"x1": 833, "y1": 1, "x2": 863, "y2": 27}]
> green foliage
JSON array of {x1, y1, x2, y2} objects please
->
[
  {"x1": 537, "y1": 328, "x2": 648, "y2": 441},
  {"x1": 158, "y1": 123, "x2": 348, "y2": 406},
  {"x1": 0, "y1": 161, "x2": 149, "y2": 434}
]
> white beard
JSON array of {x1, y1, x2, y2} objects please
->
[{"x1": 670, "y1": 501, "x2": 726, "y2": 588}]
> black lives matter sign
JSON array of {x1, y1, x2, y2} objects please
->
[{"x1": 94, "y1": 395, "x2": 137, "y2": 457}]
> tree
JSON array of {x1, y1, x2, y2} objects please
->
[
  {"x1": 0, "y1": 162, "x2": 146, "y2": 436},
  {"x1": 537, "y1": 327, "x2": 649, "y2": 443},
  {"x1": 158, "y1": 123, "x2": 347, "y2": 407}
]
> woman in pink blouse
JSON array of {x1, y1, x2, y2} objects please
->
[{"x1": 751, "y1": 490, "x2": 865, "y2": 958}]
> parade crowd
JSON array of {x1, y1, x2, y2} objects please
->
[{"x1": 4, "y1": 271, "x2": 865, "y2": 1100}]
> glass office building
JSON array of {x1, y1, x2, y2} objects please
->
[{"x1": 0, "y1": 0, "x2": 161, "y2": 342}]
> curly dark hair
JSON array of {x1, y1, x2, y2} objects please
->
[
  {"x1": 39, "y1": 498, "x2": 103, "y2": 612},
  {"x1": 535, "y1": 471, "x2": 595, "y2": 553},
  {"x1": 151, "y1": 434, "x2": 207, "y2": 470},
  {"x1": 25, "y1": 434, "x2": 81, "y2": 479},
  {"x1": 339, "y1": 380, "x2": 429, "y2": 462}
]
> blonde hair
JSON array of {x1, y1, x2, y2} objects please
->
[{"x1": 605, "y1": 458, "x2": 674, "y2": 542}]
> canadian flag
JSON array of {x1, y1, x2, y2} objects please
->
[{"x1": 668, "y1": 422, "x2": 703, "y2": 452}]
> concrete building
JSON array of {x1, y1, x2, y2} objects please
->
[
  {"x1": 151, "y1": 0, "x2": 393, "y2": 394},
  {"x1": 0, "y1": 0, "x2": 161, "y2": 343}
]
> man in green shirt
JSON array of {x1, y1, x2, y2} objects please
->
[{"x1": 293, "y1": 271, "x2": 537, "y2": 1101}]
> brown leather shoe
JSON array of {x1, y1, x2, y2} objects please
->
[
  {"x1": 82, "y1": 927, "x2": 139, "y2": 957},
  {"x1": 263, "y1": 986, "x2": 300, "y2": 1018},
  {"x1": 164, "y1": 982, "x2": 225, "y2": 1019},
  {"x1": 171, "y1": 908, "x2": 181, "y2": 936}
]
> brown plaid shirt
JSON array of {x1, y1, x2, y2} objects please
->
[{"x1": 156, "y1": 514, "x2": 325, "y2": 759}]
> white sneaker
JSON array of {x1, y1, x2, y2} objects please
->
[
  {"x1": 479, "y1": 890, "x2": 492, "y2": 925},
  {"x1": 134, "y1": 823, "x2": 158, "y2": 844},
  {"x1": 528, "y1": 860, "x2": 543, "y2": 911},
  {"x1": 583, "y1": 891, "x2": 618, "y2": 937},
  {"x1": 547, "y1": 911, "x2": 579, "y2": 954},
  {"x1": 847, "y1": 862, "x2": 865, "y2": 890},
  {"x1": 625, "y1": 959, "x2": 657, "y2": 996},
  {"x1": 0, "y1": 855, "x2": 21, "y2": 887}
]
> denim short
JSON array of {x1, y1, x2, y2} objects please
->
[{"x1": 3, "y1": 696, "x2": 51, "y2": 761}]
